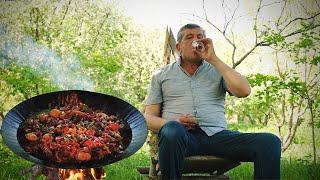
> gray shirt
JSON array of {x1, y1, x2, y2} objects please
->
[{"x1": 144, "y1": 58, "x2": 229, "y2": 136}]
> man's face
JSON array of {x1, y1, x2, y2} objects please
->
[{"x1": 176, "y1": 28, "x2": 205, "y2": 63}]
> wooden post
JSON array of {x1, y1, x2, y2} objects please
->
[{"x1": 162, "y1": 27, "x2": 178, "y2": 66}]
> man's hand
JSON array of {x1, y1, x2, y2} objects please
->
[
  {"x1": 178, "y1": 114, "x2": 198, "y2": 130},
  {"x1": 192, "y1": 38, "x2": 217, "y2": 62},
  {"x1": 193, "y1": 38, "x2": 251, "y2": 98}
]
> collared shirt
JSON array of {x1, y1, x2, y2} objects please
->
[{"x1": 144, "y1": 58, "x2": 229, "y2": 136}]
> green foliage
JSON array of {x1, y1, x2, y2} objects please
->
[
  {"x1": 297, "y1": 37, "x2": 313, "y2": 48},
  {"x1": 0, "y1": 139, "x2": 16, "y2": 165},
  {"x1": 0, "y1": 64, "x2": 58, "y2": 99},
  {"x1": 228, "y1": 122, "x2": 265, "y2": 131},
  {"x1": 82, "y1": 52, "x2": 122, "y2": 73},
  {"x1": 0, "y1": 0, "x2": 165, "y2": 110},
  {"x1": 97, "y1": 25, "x2": 164, "y2": 107},
  {"x1": 228, "y1": 16, "x2": 319, "y2": 156},
  {"x1": 227, "y1": 73, "x2": 289, "y2": 125},
  {"x1": 77, "y1": 49, "x2": 123, "y2": 81},
  {"x1": 310, "y1": 55, "x2": 320, "y2": 65},
  {"x1": 0, "y1": 0, "x2": 128, "y2": 85},
  {"x1": 0, "y1": 80, "x2": 21, "y2": 115},
  {"x1": 262, "y1": 28, "x2": 285, "y2": 46}
]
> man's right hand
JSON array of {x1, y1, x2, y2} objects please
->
[{"x1": 178, "y1": 114, "x2": 198, "y2": 130}]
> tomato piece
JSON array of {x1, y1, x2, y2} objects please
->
[
  {"x1": 83, "y1": 139, "x2": 94, "y2": 147},
  {"x1": 108, "y1": 123, "x2": 120, "y2": 131},
  {"x1": 69, "y1": 147, "x2": 78, "y2": 158},
  {"x1": 85, "y1": 128, "x2": 95, "y2": 136},
  {"x1": 42, "y1": 133, "x2": 53, "y2": 142},
  {"x1": 93, "y1": 137, "x2": 103, "y2": 147},
  {"x1": 63, "y1": 127, "x2": 69, "y2": 134}
]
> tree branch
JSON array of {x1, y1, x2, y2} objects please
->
[
  {"x1": 280, "y1": 12, "x2": 320, "y2": 34},
  {"x1": 232, "y1": 42, "x2": 260, "y2": 68},
  {"x1": 60, "y1": 0, "x2": 72, "y2": 26},
  {"x1": 224, "y1": 0, "x2": 239, "y2": 33},
  {"x1": 198, "y1": 0, "x2": 320, "y2": 69},
  {"x1": 282, "y1": 98, "x2": 306, "y2": 152},
  {"x1": 254, "y1": 0, "x2": 263, "y2": 45},
  {"x1": 283, "y1": 23, "x2": 320, "y2": 38},
  {"x1": 276, "y1": 0, "x2": 287, "y2": 27},
  {"x1": 91, "y1": 11, "x2": 110, "y2": 50},
  {"x1": 315, "y1": 0, "x2": 320, "y2": 9},
  {"x1": 233, "y1": 22, "x2": 320, "y2": 68},
  {"x1": 202, "y1": 0, "x2": 208, "y2": 19}
]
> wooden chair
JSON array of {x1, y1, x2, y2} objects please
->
[{"x1": 137, "y1": 27, "x2": 240, "y2": 179}]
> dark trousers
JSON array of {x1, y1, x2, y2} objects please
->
[{"x1": 158, "y1": 121, "x2": 281, "y2": 180}]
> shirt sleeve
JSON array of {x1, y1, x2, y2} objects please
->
[
  {"x1": 221, "y1": 77, "x2": 233, "y2": 96},
  {"x1": 143, "y1": 72, "x2": 163, "y2": 105}
]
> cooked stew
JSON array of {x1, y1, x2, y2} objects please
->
[{"x1": 17, "y1": 97, "x2": 128, "y2": 164}]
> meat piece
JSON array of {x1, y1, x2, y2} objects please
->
[
  {"x1": 25, "y1": 133, "x2": 38, "y2": 141},
  {"x1": 76, "y1": 151, "x2": 91, "y2": 161},
  {"x1": 49, "y1": 109, "x2": 61, "y2": 118}
]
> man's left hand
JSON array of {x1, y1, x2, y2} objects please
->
[{"x1": 192, "y1": 38, "x2": 218, "y2": 63}]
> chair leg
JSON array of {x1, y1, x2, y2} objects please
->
[{"x1": 148, "y1": 157, "x2": 157, "y2": 178}]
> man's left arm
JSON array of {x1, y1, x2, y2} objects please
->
[{"x1": 196, "y1": 38, "x2": 251, "y2": 98}]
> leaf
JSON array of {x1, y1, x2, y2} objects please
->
[
  {"x1": 297, "y1": 38, "x2": 313, "y2": 48},
  {"x1": 311, "y1": 56, "x2": 320, "y2": 65}
]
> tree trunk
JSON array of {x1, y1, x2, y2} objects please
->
[
  {"x1": 282, "y1": 99, "x2": 307, "y2": 152},
  {"x1": 308, "y1": 100, "x2": 317, "y2": 164}
]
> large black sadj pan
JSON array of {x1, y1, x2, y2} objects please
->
[{"x1": 1, "y1": 90, "x2": 147, "y2": 169}]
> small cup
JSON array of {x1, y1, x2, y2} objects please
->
[{"x1": 192, "y1": 40, "x2": 205, "y2": 52}]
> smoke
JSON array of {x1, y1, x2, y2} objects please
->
[{"x1": 0, "y1": 24, "x2": 94, "y2": 91}]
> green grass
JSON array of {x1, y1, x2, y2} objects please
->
[
  {"x1": 0, "y1": 137, "x2": 33, "y2": 180},
  {"x1": 228, "y1": 161, "x2": 320, "y2": 180},
  {"x1": 1, "y1": 124, "x2": 319, "y2": 180},
  {"x1": 1, "y1": 138, "x2": 319, "y2": 180},
  {"x1": 104, "y1": 149, "x2": 149, "y2": 179}
]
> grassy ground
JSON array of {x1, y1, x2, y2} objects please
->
[
  {"x1": 227, "y1": 161, "x2": 319, "y2": 180},
  {"x1": 0, "y1": 123, "x2": 319, "y2": 179},
  {"x1": 1, "y1": 139, "x2": 319, "y2": 180}
]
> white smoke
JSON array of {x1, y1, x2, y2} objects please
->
[{"x1": 0, "y1": 24, "x2": 94, "y2": 91}]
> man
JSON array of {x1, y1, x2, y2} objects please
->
[{"x1": 144, "y1": 24, "x2": 281, "y2": 179}]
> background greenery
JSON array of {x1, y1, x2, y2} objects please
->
[{"x1": 0, "y1": 0, "x2": 319, "y2": 179}]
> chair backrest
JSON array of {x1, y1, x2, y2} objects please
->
[{"x1": 163, "y1": 27, "x2": 178, "y2": 65}]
